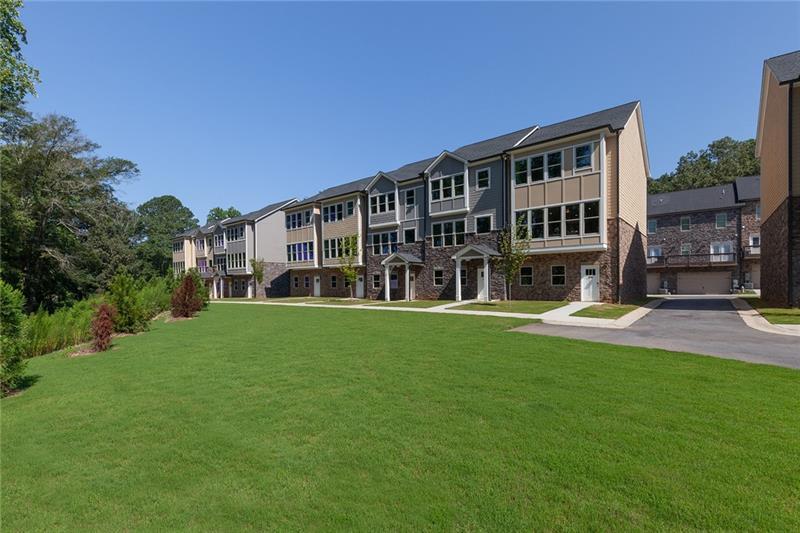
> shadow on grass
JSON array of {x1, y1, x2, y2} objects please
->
[{"x1": 4, "y1": 374, "x2": 41, "y2": 398}]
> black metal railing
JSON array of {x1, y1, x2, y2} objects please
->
[{"x1": 647, "y1": 253, "x2": 737, "y2": 268}]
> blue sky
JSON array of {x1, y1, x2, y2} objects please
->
[{"x1": 21, "y1": 2, "x2": 799, "y2": 221}]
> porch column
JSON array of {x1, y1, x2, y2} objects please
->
[
  {"x1": 212, "y1": 279, "x2": 218, "y2": 299},
  {"x1": 221, "y1": 278, "x2": 226, "y2": 298},
  {"x1": 483, "y1": 256, "x2": 491, "y2": 302},
  {"x1": 247, "y1": 279, "x2": 253, "y2": 299},
  {"x1": 455, "y1": 259, "x2": 462, "y2": 302},
  {"x1": 405, "y1": 265, "x2": 410, "y2": 301},
  {"x1": 384, "y1": 265, "x2": 391, "y2": 301}
]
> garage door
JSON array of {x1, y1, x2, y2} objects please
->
[
  {"x1": 748, "y1": 264, "x2": 761, "y2": 289},
  {"x1": 677, "y1": 272, "x2": 731, "y2": 294},
  {"x1": 647, "y1": 273, "x2": 661, "y2": 294}
]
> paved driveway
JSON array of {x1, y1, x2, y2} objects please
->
[{"x1": 514, "y1": 298, "x2": 800, "y2": 369}]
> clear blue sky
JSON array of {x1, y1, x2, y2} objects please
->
[{"x1": 22, "y1": 2, "x2": 799, "y2": 221}]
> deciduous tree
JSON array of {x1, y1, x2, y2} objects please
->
[
  {"x1": 134, "y1": 196, "x2": 197, "y2": 278},
  {"x1": 207, "y1": 206, "x2": 241, "y2": 223},
  {"x1": 338, "y1": 235, "x2": 360, "y2": 298},
  {"x1": 493, "y1": 227, "x2": 527, "y2": 301}
]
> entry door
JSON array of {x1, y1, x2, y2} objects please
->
[
  {"x1": 409, "y1": 273, "x2": 416, "y2": 300},
  {"x1": 313, "y1": 276, "x2": 321, "y2": 297},
  {"x1": 478, "y1": 267, "x2": 488, "y2": 301},
  {"x1": 356, "y1": 275, "x2": 364, "y2": 298},
  {"x1": 581, "y1": 265, "x2": 599, "y2": 302}
]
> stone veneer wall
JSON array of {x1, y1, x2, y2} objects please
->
[
  {"x1": 255, "y1": 263, "x2": 290, "y2": 298},
  {"x1": 618, "y1": 218, "x2": 648, "y2": 303},
  {"x1": 366, "y1": 241, "x2": 425, "y2": 301},
  {"x1": 317, "y1": 267, "x2": 366, "y2": 298},
  {"x1": 287, "y1": 268, "x2": 321, "y2": 297},
  {"x1": 761, "y1": 197, "x2": 800, "y2": 307}
]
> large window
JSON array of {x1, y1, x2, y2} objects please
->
[
  {"x1": 547, "y1": 207, "x2": 562, "y2": 237},
  {"x1": 286, "y1": 242, "x2": 314, "y2": 262},
  {"x1": 214, "y1": 234, "x2": 225, "y2": 247},
  {"x1": 476, "y1": 168, "x2": 490, "y2": 189},
  {"x1": 226, "y1": 252, "x2": 246, "y2": 270},
  {"x1": 195, "y1": 239, "x2": 204, "y2": 251},
  {"x1": 370, "y1": 232, "x2": 398, "y2": 255},
  {"x1": 432, "y1": 220, "x2": 465, "y2": 247},
  {"x1": 574, "y1": 143, "x2": 593, "y2": 169},
  {"x1": 323, "y1": 238, "x2": 342, "y2": 259},
  {"x1": 551, "y1": 265, "x2": 565, "y2": 286},
  {"x1": 172, "y1": 241, "x2": 184, "y2": 252},
  {"x1": 514, "y1": 151, "x2": 562, "y2": 185},
  {"x1": 430, "y1": 174, "x2": 464, "y2": 201},
  {"x1": 286, "y1": 210, "x2": 312, "y2": 229},
  {"x1": 225, "y1": 224, "x2": 244, "y2": 242},
  {"x1": 520, "y1": 266, "x2": 533, "y2": 286},
  {"x1": 322, "y1": 203, "x2": 344, "y2": 223},
  {"x1": 405, "y1": 189, "x2": 415, "y2": 206},
  {"x1": 370, "y1": 192, "x2": 395, "y2": 214},
  {"x1": 516, "y1": 202, "x2": 597, "y2": 240},
  {"x1": 475, "y1": 215, "x2": 491, "y2": 234},
  {"x1": 710, "y1": 241, "x2": 733, "y2": 262}
]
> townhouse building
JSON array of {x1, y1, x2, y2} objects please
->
[
  {"x1": 646, "y1": 176, "x2": 761, "y2": 294},
  {"x1": 756, "y1": 50, "x2": 800, "y2": 307},
  {"x1": 172, "y1": 198, "x2": 296, "y2": 298},
  {"x1": 283, "y1": 101, "x2": 650, "y2": 303}
]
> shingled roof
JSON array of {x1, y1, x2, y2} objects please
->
[
  {"x1": 292, "y1": 176, "x2": 374, "y2": 208},
  {"x1": 734, "y1": 175, "x2": 760, "y2": 201},
  {"x1": 223, "y1": 198, "x2": 297, "y2": 225},
  {"x1": 648, "y1": 184, "x2": 741, "y2": 216},
  {"x1": 765, "y1": 50, "x2": 800, "y2": 84}
]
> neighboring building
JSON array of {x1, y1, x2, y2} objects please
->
[
  {"x1": 646, "y1": 176, "x2": 761, "y2": 294},
  {"x1": 284, "y1": 100, "x2": 650, "y2": 303},
  {"x1": 756, "y1": 50, "x2": 800, "y2": 307},
  {"x1": 172, "y1": 198, "x2": 297, "y2": 298}
]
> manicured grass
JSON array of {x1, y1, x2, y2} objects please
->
[
  {"x1": 571, "y1": 299, "x2": 654, "y2": 320},
  {"x1": 263, "y1": 296, "x2": 323, "y2": 303},
  {"x1": 452, "y1": 299, "x2": 568, "y2": 314},
  {"x1": 3, "y1": 304, "x2": 799, "y2": 530},
  {"x1": 367, "y1": 299, "x2": 454, "y2": 308},
  {"x1": 748, "y1": 298, "x2": 800, "y2": 324}
]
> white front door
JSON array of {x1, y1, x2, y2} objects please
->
[
  {"x1": 409, "y1": 273, "x2": 416, "y2": 300},
  {"x1": 581, "y1": 265, "x2": 599, "y2": 302},
  {"x1": 478, "y1": 267, "x2": 488, "y2": 301},
  {"x1": 313, "y1": 276, "x2": 321, "y2": 297},
  {"x1": 356, "y1": 275, "x2": 364, "y2": 298}
]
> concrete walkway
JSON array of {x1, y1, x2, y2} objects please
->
[{"x1": 513, "y1": 298, "x2": 800, "y2": 369}]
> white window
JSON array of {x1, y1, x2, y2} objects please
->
[
  {"x1": 285, "y1": 211, "x2": 310, "y2": 229},
  {"x1": 514, "y1": 151, "x2": 561, "y2": 185},
  {"x1": 574, "y1": 143, "x2": 593, "y2": 169},
  {"x1": 715, "y1": 213, "x2": 727, "y2": 229},
  {"x1": 565, "y1": 204, "x2": 581, "y2": 236},
  {"x1": 196, "y1": 239, "x2": 204, "y2": 251},
  {"x1": 432, "y1": 220, "x2": 465, "y2": 247},
  {"x1": 433, "y1": 269, "x2": 444, "y2": 286},
  {"x1": 476, "y1": 168, "x2": 490, "y2": 189},
  {"x1": 647, "y1": 219, "x2": 657, "y2": 234},
  {"x1": 680, "y1": 243, "x2": 691, "y2": 255},
  {"x1": 475, "y1": 215, "x2": 491, "y2": 234},
  {"x1": 755, "y1": 203, "x2": 761, "y2": 221},
  {"x1": 346, "y1": 200, "x2": 354, "y2": 216},
  {"x1": 551, "y1": 265, "x2": 565, "y2": 286},
  {"x1": 286, "y1": 242, "x2": 314, "y2": 262},
  {"x1": 372, "y1": 274, "x2": 381, "y2": 289},
  {"x1": 323, "y1": 238, "x2": 343, "y2": 259},
  {"x1": 583, "y1": 201, "x2": 599, "y2": 234},
  {"x1": 648, "y1": 246, "x2": 662, "y2": 257},
  {"x1": 405, "y1": 189, "x2": 415, "y2": 206},
  {"x1": 225, "y1": 224, "x2": 244, "y2": 242},
  {"x1": 322, "y1": 203, "x2": 344, "y2": 223},
  {"x1": 750, "y1": 233, "x2": 761, "y2": 247},
  {"x1": 680, "y1": 216, "x2": 691, "y2": 231},
  {"x1": 172, "y1": 241, "x2": 184, "y2": 252},
  {"x1": 547, "y1": 206, "x2": 562, "y2": 238},
  {"x1": 520, "y1": 266, "x2": 533, "y2": 286},
  {"x1": 370, "y1": 232, "x2": 398, "y2": 255},
  {"x1": 370, "y1": 193, "x2": 395, "y2": 214},
  {"x1": 404, "y1": 228, "x2": 416, "y2": 244},
  {"x1": 710, "y1": 241, "x2": 733, "y2": 262},
  {"x1": 430, "y1": 174, "x2": 465, "y2": 201}
]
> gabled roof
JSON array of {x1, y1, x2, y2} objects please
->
[
  {"x1": 765, "y1": 50, "x2": 800, "y2": 84},
  {"x1": 451, "y1": 125, "x2": 537, "y2": 161},
  {"x1": 451, "y1": 243, "x2": 500, "y2": 259},
  {"x1": 386, "y1": 157, "x2": 436, "y2": 182},
  {"x1": 424, "y1": 150, "x2": 468, "y2": 174},
  {"x1": 734, "y1": 175, "x2": 760, "y2": 201},
  {"x1": 648, "y1": 183, "x2": 740, "y2": 216},
  {"x1": 292, "y1": 176, "x2": 373, "y2": 207},
  {"x1": 223, "y1": 198, "x2": 297, "y2": 225},
  {"x1": 380, "y1": 252, "x2": 423, "y2": 265}
]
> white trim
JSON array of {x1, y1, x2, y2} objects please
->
[
  {"x1": 423, "y1": 150, "x2": 468, "y2": 174},
  {"x1": 365, "y1": 171, "x2": 395, "y2": 192},
  {"x1": 525, "y1": 243, "x2": 608, "y2": 255},
  {"x1": 550, "y1": 264, "x2": 567, "y2": 287},
  {"x1": 429, "y1": 207, "x2": 470, "y2": 218},
  {"x1": 368, "y1": 220, "x2": 400, "y2": 229},
  {"x1": 450, "y1": 243, "x2": 497, "y2": 260},
  {"x1": 580, "y1": 264, "x2": 600, "y2": 302},
  {"x1": 253, "y1": 198, "x2": 298, "y2": 223},
  {"x1": 599, "y1": 133, "x2": 607, "y2": 245},
  {"x1": 633, "y1": 102, "x2": 651, "y2": 178},
  {"x1": 432, "y1": 268, "x2": 444, "y2": 287},
  {"x1": 475, "y1": 166, "x2": 491, "y2": 190},
  {"x1": 573, "y1": 141, "x2": 594, "y2": 172},
  {"x1": 473, "y1": 213, "x2": 493, "y2": 234},
  {"x1": 513, "y1": 125, "x2": 540, "y2": 147},
  {"x1": 429, "y1": 171, "x2": 467, "y2": 203}
]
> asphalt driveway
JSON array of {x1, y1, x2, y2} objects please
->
[{"x1": 514, "y1": 298, "x2": 800, "y2": 369}]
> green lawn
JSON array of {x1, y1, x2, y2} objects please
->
[
  {"x1": 3, "y1": 305, "x2": 799, "y2": 530},
  {"x1": 367, "y1": 299, "x2": 454, "y2": 308},
  {"x1": 571, "y1": 299, "x2": 654, "y2": 320},
  {"x1": 748, "y1": 298, "x2": 800, "y2": 325},
  {"x1": 452, "y1": 299, "x2": 568, "y2": 314}
]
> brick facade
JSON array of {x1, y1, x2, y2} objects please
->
[{"x1": 761, "y1": 197, "x2": 800, "y2": 307}]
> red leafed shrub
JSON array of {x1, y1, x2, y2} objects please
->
[
  {"x1": 171, "y1": 275, "x2": 203, "y2": 318},
  {"x1": 91, "y1": 303, "x2": 117, "y2": 352}
]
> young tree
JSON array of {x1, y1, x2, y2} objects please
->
[
  {"x1": 249, "y1": 258, "x2": 265, "y2": 298},
  {"x1": 185, "y1": 268, "x2": 208, "y2": 308},
  {"x1": 109, "y1": 272, "x2": 147, "y2": 333},
  {"x1": 0, "y1": 280, "x2": 27, "y2": 396},
  {"x1": 338, "y1": 235, "x2": 360, "y2": 298},
  {"x1": 171, "y1": 274, "x2": 203, "y2": 318},
  {"x1": 91, "y1": 303, "x2": 117, "y2": 352},
  {"x1": 493, "y1": 226, "x2": 528, "y2": 301},
  {"x1": 207, "y1": 207, "x2": 241, "y2": 223}
]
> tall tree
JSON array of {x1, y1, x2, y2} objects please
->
[
  {"x1": 207, "y1": 206, "x2": 240, "y2": 223},
  {"x1": 0, "y1": 113, "x2": 138, "y2": 311},
  {"x1": 1, "y1": 0, "x2": 40, "y2": 111},
  {"x1": 649, "y1": 137, "x2": 760, "y2": 194},
  {"x1": 134, "y1": 195, "x2": 198, "y2": 277}
]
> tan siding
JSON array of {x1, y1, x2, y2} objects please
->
[
  {"x1": 760, "y1": 70, "x2": 790, "y2": 220},
  {"x1": 617, "y1": 111, "x2": 648, "y2": 235},
  {"x1": 793, "y1": 85, "x2": 800, "y2": 196},
  {"x1": 582, "y1": 173, "x2": 600, "y2": 199},
  {"x1": 606, "y1": 134, "x2": 619, "y2": 219},
  {"x1": 322, "y1": 214, "x2": 360, "y2": 239},
  {"x1": 563, "y1": 177, "x2": 580, "y2": 202}
]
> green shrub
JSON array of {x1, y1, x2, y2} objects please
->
[
  {"x1": 1, "y1": 281, "x2": 27, "y2": 395},
  {"x1": 22, "y1": 297, "x2": 99, "y2": 358},
  {"x1": 185, "y1": 268, "x2": 209, "y2": 308},
  {"x1": 138, "y1": 276, "x2": 173, "y2": 320},
  {"x1": 109, "y1": 273, "x2": 147, "y2": 334}
]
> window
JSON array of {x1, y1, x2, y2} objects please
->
[
  {"x1": 346, "y1": 200, "x2": 354, "y2": 216},
  {"x1": 583, "y1": 201, "x2": 599, "y2": 234},
  {"x1": 372, "y1": 274, "x2": 381, "y2": 289},
  {"x1": 370, "y1": 232, "x2": 398, "y2": 255},
  {"x1": 551, "y1": 265, "x2": 565, "y2": 286},
  {"x1": 515, "y1": 211, "x2": 529, "y2": 239},
  {"x1": 432, "y1": 220, "x2": 466, "y2": 247},
  {"x1": 648, "y1": 246, "x2": 662, "y2": 257},
  {"x1": 405, "y1": 189, "x2": 415, "y2": 206},
  {"x1": 323, "y1": 238, "x2": 343, "y2": 259},
  {"x1": 293, "y1": 276, "x2": 299, "y2": 288},
  {"x1": 304, "y1": 210, "x2": 312, "y2": 225},
  {"x1": 460, "y1": 269, "x2": 467, "y2": 287},
  {"x1": 574, "y1": 143, "x2": 592, "y2": 169},
  {"x1": 755, "y1": 203, "x2": 761, "y2": 221},
  {"x1": 715, "y1": 213, "x2": 727, "y2": 229},
  {"x1": 680, "y1": 243, "x2": 691, "y2": 255},
  {"x1": 322, "y1": 203, "x2": 344, "y2": 223},
  {"x1": 433, "y1": 269, "x2": 444, "y2": 286},
  {"x1": 214, "y1": 234, "x2": 225, "y2": 247},
  {"x1": 750, "y1": 233, "x2": 761, "y2": 246},
  {"x1": 286, "y1": 242, "x2": 314, "y2": 262},
  {"x1": 304, "y1": 276, "x2": 310, "y2": 288},
  {"x1": 226, "y1": 252, "x2": 246, "y2": 270},
  {"x1": 520, "y1": 266, "x2": 533, "y2": 286},
  {"x1": 225, "y1": 224, "x2": 244, "y2": 242},
  {"x1": 330, "y1": 276, "x2": 337, "y2": 288},
  {"x1": 344, "y1": 277, "x2": 351, "y2": 288},
  {"x1": 565, "y1": 204, "x2": 580, "y2": 236},
  {"x1": 196, "y1": 239, "x2": 204, "y2": 251},
  {"x1": 286, "y1": 211, "x2": 312, "y2": 229},
  {"x1": 404, "y1": 228, "x2": 416, "y2": 244},
  {"x1": 476, "y1": 168, "x2": 490, "y2": 189},
  {"x1": 531, "y1": 155, "x2": 545, "y2": 182},
  {"x1": 547, "y1": 152, "x2": 562, "y2": 179},
  {"x1": 370, "y1": 193, "x2": 395, "y2": 214},
  {"x1": 647, "y1": 219, "x2": 657, "y2": 234},
  {"x1": 514, "y1": 159, "x2": 528, "y2": 185},
  {"x1": 430, "y1": 174, "x2": 465, "y2": 201},
  {"x1": 710, "y1": 241, "x2": 733, "y2": 262},
  {"x1": 680, "y1": 216, "x2": 691, "y2": 231},
  {"x1": 547, "y1": 206, "x2": 562, "y2": 237},
  {"x1": 172, "y1": 241, "x2": 184, "y2": 252},
  {"x1": 475, "y1": 215, "x2": 491, "y2": 234}
]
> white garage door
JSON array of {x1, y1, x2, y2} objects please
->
[
  {"x1": 677, "y1": 272, "x2": 731, "y2": 294},
  {"x1": 647, "y1": 273, "x2": 661, "y2": 294}
]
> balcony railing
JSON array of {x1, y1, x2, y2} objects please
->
[
  {"x1": 743, "y1": 245, "x2": 761, "y2": 257},
  {"x1": 647, "y1": 253, "x2": 737, "y2": 268}
]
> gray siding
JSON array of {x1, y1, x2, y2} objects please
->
[
  {"x1": 429, "y1": 155, "x2": 468, "y2": 215},
  {"x1": 467, "y1": 159, "x2": 503, "y2": 233},
  {"x1": 398, "y1": 182, "x2": 424, "y2": 238},
  {"x1": 368, "y1": 176, "x2": 398, "y2": 227},
  {"x1": 255, "y1": 211, "x2": 287, "y2": 263}
]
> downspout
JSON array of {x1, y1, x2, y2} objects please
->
[
  {"x1": 616, "y1": 129, "x2": 622, "y2": 304},
  {"x1": 422, "y1": 174, "x2": 428, "y2": 262},
  {"x1": 788, "y1": 81, "x2": 794, "y2": 305}
]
